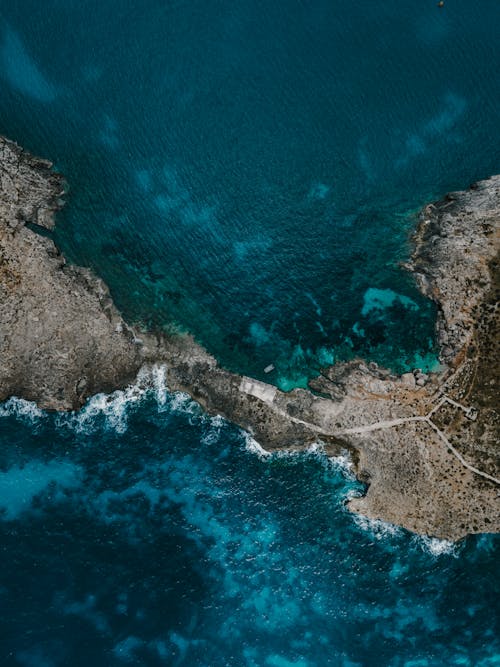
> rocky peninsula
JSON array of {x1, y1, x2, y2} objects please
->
[{"x1": 0, "y1": 135, "x2": 498, "y2": 540}]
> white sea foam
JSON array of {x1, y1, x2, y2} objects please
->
[
  {"x1": 305, "y1": 441, "x2": 324, "y2": 455},
  {"x1": 210, "y1": 414, "x2": 225, "y2": 429},
  {"x1": 0, "y1": 367, "x2": 176, "y2": 433},
  {"x1": 352, "y1": 512, "x2": 460, "y2": 556},
  {"x1": 151, "y1": 364, "x2": 168, "y2": 406},
  {"x1": 55, "y1": 364, "x2": 172, "y2": 434},
  {"x1": 249, "y1": 442, "x2": 322, "y2": 463},
  {"x1": 0, "y1": 397, "x2": 45, "y2": 422},
  {"x1": 67, "y1": 384, "x2": 146, "y2": 434},
  {"x1": 344, "y1": 487, "x2": 364, "y2": 501},
  {"x1": 328, "y1": 449, "x2": 355, "y2": 479},
  {"x1": 242, "y1": 432, "x2": 271, "y2": 459},
  {"x1": 414, "y1": 535, "x2": 459, "y2": 558},
  {"x1": 352, "y1": 513, "x2": 402, "y2": 540},
  {"x1": 243, "y1": 436, "x2": 357, "y2": 481},
  {"x1": 200, "y1": 413, "x2": 228, "y2": 446},
  {"x1": 168, "y1": 390, "x2": 199, "y2": 417},
  {"x1": 275, "y1": 442, "x2": 346, "y2": 472}
]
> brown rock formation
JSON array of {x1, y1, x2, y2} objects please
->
[{"x1": 0, "y1": 137, "x2": 162, "y2": 409}]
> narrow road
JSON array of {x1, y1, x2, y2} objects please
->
[
  {"x1": 336, "y1": 396, "x2": 500, "y2": 486},
  {"x1": 337, "y1": 415, "x2": 426, "y2": 435},
  {"x1": 240, "y1": 379, "x2": 500, "y2": 485}
]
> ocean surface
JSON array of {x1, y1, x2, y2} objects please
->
[{"x1": 0, "y1": 1, "x2": 499, "y2": 665}]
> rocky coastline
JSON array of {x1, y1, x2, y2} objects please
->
[{"x1": 0, "y1": 135, "x2": 498, "y2": 540}]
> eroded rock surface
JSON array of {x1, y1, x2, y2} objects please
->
[
  {"x1": 1, "y1": 135, "x2": 498, "y2": 540},
  {"x1": 0, "y1": 137, "x2": 163, "y2": 409}
]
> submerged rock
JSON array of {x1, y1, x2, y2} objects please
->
[{"x1": 0, "y1": 135, "x2": 498, "y2": 540}]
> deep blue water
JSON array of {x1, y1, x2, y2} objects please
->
[
  {"x1": 0, "y1": 385, "x2": 499, "y2": 667},
  {"x1": 0, "y1": 1, "x2": 499, "y2": 665}
]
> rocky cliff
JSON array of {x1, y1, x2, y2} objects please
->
[
  {"x1": 0, "y1": 135, "x2": 498, "y2": 540},
  {"x1": 0, "y1": 137, "x2": 170, "y2": 409}
]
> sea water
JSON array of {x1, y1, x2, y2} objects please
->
[
  {"x1": 0, "y1": 380, "x2": 499, "y2": 666},
  {"x1": 0, "y1": 1, "x2": 499, "y2": 665}
]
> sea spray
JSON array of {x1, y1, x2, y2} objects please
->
[
  {"x1": 53, "y1": 364, "x2": 198, "y2": 434},
  {"x1": 0, "y1": 396, "x2": 45, "y2": 423}
]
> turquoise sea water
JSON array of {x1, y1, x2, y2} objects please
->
[{"x1": 0, "y1": 1, "x2": 499, "y2": 664}]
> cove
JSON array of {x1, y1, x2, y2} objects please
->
[{"x1": 0, "y1": 1, "x2": 499, "y2": 386}]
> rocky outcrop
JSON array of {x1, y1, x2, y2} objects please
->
[
  {"x1": 409, "y1": 177, "x2": 500, "y2": 368},
  {"x1": 0, "y1": 135, "x2": 498, "y2": 540},
  {"x1": 161, "y1": 177, "x2": 500, "y2": 541},
  {"x1": 0, "y1": 137, "x2": 165, "y2": 409}
]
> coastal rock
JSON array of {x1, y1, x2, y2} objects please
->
[
  {"x1": 401, "y1": 372, "x2": 416, "y2": 389},
  {"x1": 410, "y1": 178, "x2": 500, "y2": 368},
  {"x1": 0, "y1": 137, "x2": 162, "y2": 409},
  {"x1": 0, "y1": 135, "x2": 498, "y2": 540}
]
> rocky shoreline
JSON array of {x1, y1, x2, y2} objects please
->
[{"x1": 0, "y1": 135, "x2": 498, "y2": 540}]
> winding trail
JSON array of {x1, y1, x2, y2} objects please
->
[
  {"x1": 239, "y1": 376, "x2": 499, "y2": 486},
  {"x1": 336, "y1": 396, "x2": 500, "y2": 486},
  {"x1": 337, "y1": 415, "x2": 426, "y2": 435}
]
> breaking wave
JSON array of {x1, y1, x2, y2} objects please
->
[{"x1": 0, "y1": 396, "x2": 45, "y2": 422}]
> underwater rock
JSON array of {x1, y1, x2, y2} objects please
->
[{"x1": 0, "y1": 135, "x2": 498, "y2": 540}]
